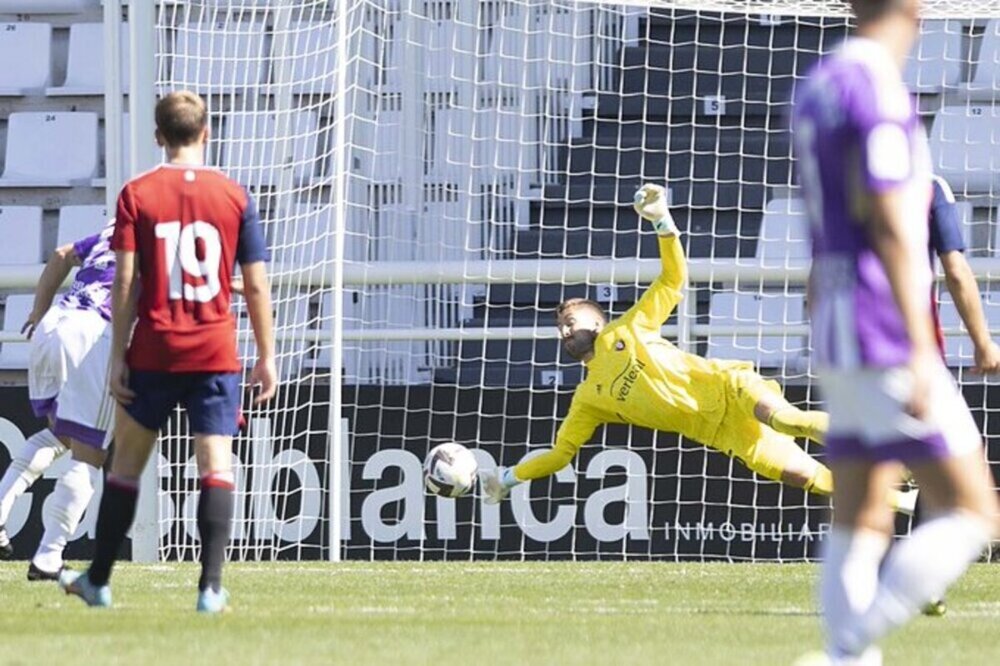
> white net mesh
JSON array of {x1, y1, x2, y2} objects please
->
[{"x1": 148, "y1": 0, "x2": 1000, "y2": 562}]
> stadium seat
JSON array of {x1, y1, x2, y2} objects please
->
[
  {"x1": 171, "y1": 21, "x2": 266, "y2": 93},
  {"x1": 938, "y1": 291, "x2": 1000, "y2": 367},
  {"x1": 221, "y1": 111, "x2": 319, "y2": 186},
  {"x1": 0, "y1": 112, "x2": 99, "y2": 186},
  {"x1": 0, "y1": 0, "x2": 96, "y2": 11},
  {"x1": 284, "y1": 21, "x2": 336, "y2": 95},
  {"x1": 0, "y1": 23, "x2": 51, "y2": 95},
  {"x1": 0, "y1": 295, "x2": 34, "y2": 369},
  {"x1": 269, "y1": 205, "x2": 333, "y2": 267},
  {"x1": 57, "y1": 205, "x2": 107, "y2": 247},
  {"x1": 0, "y1": 206, "x2": 43, "y2": 263},
  {"x1": 706, "y1": 291, "x2": 807, "y2": 370},
  {"x1": 755, "y1": 198, "x2": 810, "y2": 263},
  {"x1": 966, "y1": 19, "x2": 1000, "y2": 99},
  {"x1": 928, "y1": 106, "x2": 1000, "y2": 194},
  {"x1": 48, "y1": 23, "x2": 130, "y2": 96},
  {"x1": 902, "y1": 20, "x2": 964, "y2": 93}
]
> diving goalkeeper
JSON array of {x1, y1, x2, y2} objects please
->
[{"x1": 481, "y1": 183, "x2": 916, "y2": 513}]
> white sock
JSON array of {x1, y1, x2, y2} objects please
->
[
  {"x1": 839, "y1": 512, "x2": 991, "y2": 656},
  {"x1": 820, "y1": 527, "x2": 890, "y2": 659},
  {"x1": 32, "y1": 459, "x2": 99, "y2": 573},
  {"x1": 0, "y1": 429, "x2": 66, "y2": 526}
]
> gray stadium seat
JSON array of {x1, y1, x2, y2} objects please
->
[
  {"x1": 902, "y1": 20, "x2": 964, "y2": 93},
  {"x1": 0, "y1": 295, "x2": 34, "y2": 369},
  {"x1": 928, "y1": 106, "x2": 1000, "y2": 194},
  {"x1": 706, "y1": 291, "x2": 807, "y2": 370},
  {"x1": 221, "y1": 111, "x2": 319, "y2": 186},
  {"x1": 0, "y1": 0, "x2": 96, "y2": 11},
  {"x1": 58, "y1": 205, "x2": 107, "y2": 247},
  {"x1": 0, "y1": 23, "x2": 51, "y2": 95},
  {"x1": 0, "y1": 112, "x2": 99, "y2": 186},
  {"x1": 171, "y1": 21, "x2": 266, "y2": 93},
  {"x1": 938, "y1": 291, "x2": 1000, "y2": 367},
  {"x1": 755, "y1": 198, "x2": 810, "y2": 263},
  {"x1": 48, "y1": 23, "x2": 130, "y2": 96},
  {"x1": 0, "y1": 206, "x2": 43, "y2": 263},
  {"x1": 285, "y1": 21, "x2": 336, "y2": 95},
  {"x1": 967, "y1": 19, "x2": 1000, "y2": 100}
]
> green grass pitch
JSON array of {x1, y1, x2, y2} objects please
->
[{"x1": 1, "y1": 562, "x2": 997, "y2": 665}]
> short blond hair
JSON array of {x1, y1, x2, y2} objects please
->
[
  {"x1": 555, "y1": 298, "x2": 605, "y2": 323},
  {"x1": 155, "y1": 91, "x2": 207, "y2": 147}
]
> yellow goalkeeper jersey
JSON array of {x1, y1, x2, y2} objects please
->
[{"x1": 516, "y1": 235, "x2": 753, "y2": 481}]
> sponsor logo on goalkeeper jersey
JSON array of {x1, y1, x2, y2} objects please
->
[{"x1": 611, "y1": 358, "x2": 645, "y2": 402}]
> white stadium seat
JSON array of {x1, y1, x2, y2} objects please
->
[
  {"x1": 707, "y1": 291, "x2": 807, "y2": 370},
  {"x1": 0, "y1": 295, "x2": 35, "y2": 369},
  {"x1": 967, "y1": 19, "x2": 1000, "y2": 100},
  {"x1": 58, "y1": 205, "x2": 107, "y2": 247},
  {"x1": 928, "y1": 106, "x2": 1000, "y2": 194},
  {"x1": 171, "y1": 21, "x2": 266, "y2": 93},
  {"x1": 756, "y1": 198, "x2": 810, "y2": 263},
  {"x1": 0, "y1": 23, "x2": 51, "y2": 95},
  {"x1": 938, "y1": 291, "x2": 1000, "y2": 367},
  {"x1": 0, "y1": 1, "x2": 97, "y2": 11},
  {"x1": 0, "y1": 112, "x2": 99, "y2": 187},
  {"x1": 0, "y1": 206, "x2": 43, "y2": 263},
  {"x1": 48, "y1": 23, "x2": 130, "y2": 96},
  {"x1": 284, "y1": 21, "x2": 336, "y2": 95},
  {"x1": 903, "y1": 20, "x2": 964, "y2": 93},
  {"x1": 222, "y1": 111, "x2": 319, "y2": 186}
]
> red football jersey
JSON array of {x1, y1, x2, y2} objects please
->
[{"x1": 112, "y1": 164, "x2": 268, "y2": 373}]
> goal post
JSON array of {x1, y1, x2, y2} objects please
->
[{"x1": 118, "y1": 0, "x2": 1000, "y2": 563}]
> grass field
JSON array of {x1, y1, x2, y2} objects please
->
[{"x1": 1, "y1": 561, "x2": 998, "y2": 665}]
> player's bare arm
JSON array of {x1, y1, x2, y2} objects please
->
[
  {"x1": 939, "y1": 250, "x2": 1000, "y2": 373},
  {"x1": 241, "y1": 261, "x2": 277, "y2": 404},
  {"x1": 22, "y1": 244, "x2": 82, "y2": 339},
  {"x1": 109, "y1": 249, "x2": 139, "y2": 405},
  {"x1": 867, "y1": 188, "x2": 939, "y2": 418}
]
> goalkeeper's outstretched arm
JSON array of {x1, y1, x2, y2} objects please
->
[
  {"x1": 620, "y1": 184, "x2": 688, "y2": 331},
  {"x1": 481, "y1": 402, "x2": 599, "y2": 504}
]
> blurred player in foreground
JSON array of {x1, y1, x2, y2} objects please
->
[
  {"x1": 793, "y1": 0, "x2": 998, "y2": 663},
  {"x1": 481, "y1": 183, "x2": 918, "y2": 515},
  {"x1": 61, "y1": 91, "x2": 276, "y2": 612},
  {"x1": 0, "y1": 220, "x2": 115, "y2": 579}
]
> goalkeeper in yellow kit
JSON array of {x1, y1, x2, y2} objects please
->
[{"x1": 481, "y1": 183, "x2": 917, "y2": 513}]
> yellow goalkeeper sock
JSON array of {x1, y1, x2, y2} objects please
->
[
  {"x1": 802, "y1": 466, "x2": 833, "y2": 496},
  {"x1": 768, "y1": 408, "x2": 829, "y2": 444}
]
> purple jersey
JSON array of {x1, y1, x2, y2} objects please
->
[
  {"x1": 793, "y1": 37, "x2": 933, "y2": 369},
  {"x1": 58, "y1": 219, "x2": 116, "y2": 321}
]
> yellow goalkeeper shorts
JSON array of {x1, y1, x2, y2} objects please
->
[{"x1": 708, "y1": 369, "x2": 801, "y2": 483}]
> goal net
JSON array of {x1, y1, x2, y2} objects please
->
[{"x1": 146, "y1": 0, "x2": 1000, "y2": 562}]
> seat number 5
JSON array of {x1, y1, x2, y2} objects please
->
[{"x1": 155, "y1": 221, "x2": 222, "y2": 303}]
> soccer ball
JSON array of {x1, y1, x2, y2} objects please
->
[{"x1": 424, "y1": 442, "x2": 478, "y2": 498}]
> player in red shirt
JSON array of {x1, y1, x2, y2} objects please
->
[{"x1": 61, "y1": 91, "x2": 276, "y2": 612}]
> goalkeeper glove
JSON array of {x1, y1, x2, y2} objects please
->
[
  {"x1": 633, "y1": 184, "x2": 679, "y2": 237},
  {"x1": 480, "y1": 467, "x2": 520, "y2": 505}
]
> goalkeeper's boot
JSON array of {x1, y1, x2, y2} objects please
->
[
  {"x1": 0, "y1": 525, "x2": 12, "y2": 559},
  {"x1": 196, "y1": 587, "x2": 230, "y2": 614},
  {"x1": 921, "y1": 598, "x2": 947, "y2": 617},
  {"x1": 480, "y1": 469, "x2": 510, "y2": 505},
  {"x1": 27, "y1": 561, "x2": 66, "y2": 582},
  {"x1": 59, "y1": 569, "x2": 112, "y2": 608}
]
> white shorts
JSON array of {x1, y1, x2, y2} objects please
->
[
  {"x1": 28, "y1": 307, "x2": 114, "y2": 449},
  {"x1": 819, "y1": 362, "x2": 980, "y2": 463}
]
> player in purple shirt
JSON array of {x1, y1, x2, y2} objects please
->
[
  {"x1": 0, "y1": 219, "x2": 116, "y2": 580},
  {"x1": 792, "y1": 2, "x2": 998, "y2": 664}
]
